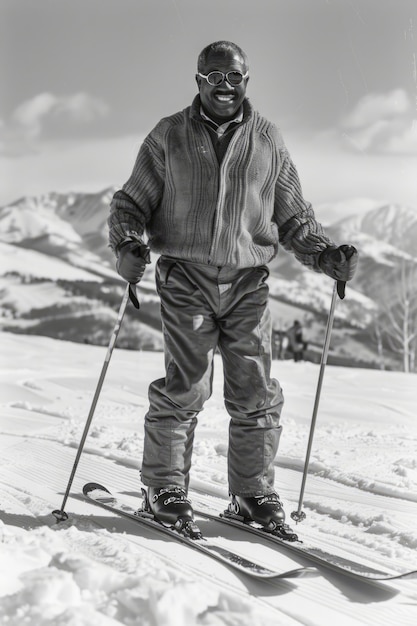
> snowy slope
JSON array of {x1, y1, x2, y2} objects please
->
[
  {"x1": 0, "y1": 241, "x2": 107, "y2": 282},
  {"x1": 1, "y1": 332, "x2": 416, "y2": 625}
]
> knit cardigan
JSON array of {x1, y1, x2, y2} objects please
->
[{"x1": 108, "y1": 96, "x2": 334, "y2": 270}]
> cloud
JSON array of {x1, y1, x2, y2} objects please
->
[
  {"x1": 55, "y1": 93, "x2": 110, "y2": 124},
  {"x1": 343, "y1": 89, "x2": 410, "y2": 128},
  {"x1": 11, "y1": 93, "x2": 59, "y2": 139},
  {"x1": 340, "y1": 89, "x2": 417, "y2": 155},
  {"x1": 2, "y1": 92, "x2": 110, "y2": 148}
]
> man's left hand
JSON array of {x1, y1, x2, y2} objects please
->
[{"x1": 319, "y1": 245, "x2": 358, "y2": 282}]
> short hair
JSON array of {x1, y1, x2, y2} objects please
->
[{"x1": 197, "y1": 41, "x2": 249, "y2": 73}]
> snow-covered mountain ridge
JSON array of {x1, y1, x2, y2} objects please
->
[
  {"x1": 0, "y1": 188, "x2": 117, "y2": 278},
  {"x1": 331, "y1": 203, "x2": 417, "y2": 257}
]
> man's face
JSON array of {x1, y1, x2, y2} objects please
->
[{"x1": 196, "y1": 50, "x2": 249, "y2": 123}]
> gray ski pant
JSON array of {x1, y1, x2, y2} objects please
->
[{"x1": 141, "y1": 256, "x2": 284, "y2": 496}]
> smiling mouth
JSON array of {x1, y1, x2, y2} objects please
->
[{"x1": 214, "y1": 94, "x2": 235, "y2": 103}]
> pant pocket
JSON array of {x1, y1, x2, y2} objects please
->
[{"x1": 157, "y1": 257, "x2": 177, "y2": 287}]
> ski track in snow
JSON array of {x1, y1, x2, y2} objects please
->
[{"x1": 1, "y1": 332, "x2": 417, "y2": 626}]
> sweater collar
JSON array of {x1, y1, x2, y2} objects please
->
[{"x1": 199, "y1": 106, "x2": 243, "y2": 137}]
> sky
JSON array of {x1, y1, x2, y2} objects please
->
[{"x1": 1, "y1": 0, "x2": 417, "y2": 220}]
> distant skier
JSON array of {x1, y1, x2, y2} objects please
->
[
  {"x1": 286, "y1": 320, "x2": 308, "y2": 362},
  {"x1": 108, "y1": 40, "x2": 358, "y2": 536}
]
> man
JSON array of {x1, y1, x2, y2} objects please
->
[
  {"x1": 287, "y1": 320, "x2": 308, "y2": 362},
  {"x1": 108, "y1": 41, "x2": 358, "y2": 538}
]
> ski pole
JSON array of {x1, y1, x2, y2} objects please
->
[
  {"x1": 291, "y1": 280, "x2": 343, "y2": 523},
  {"x1": 52, "y1": 283, "x2": 136, "y2": 522}
]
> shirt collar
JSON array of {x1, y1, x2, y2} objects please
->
[{"x1": 199, "y1": 106, "x2": 244, "y2": 137}]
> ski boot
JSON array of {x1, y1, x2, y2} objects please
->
[
  {"x1": 226, "y1": 493, "x2": 298, "y2": 541},
  {"x1": 142, "y1": 486, "x2": 202, "y2": 539}
]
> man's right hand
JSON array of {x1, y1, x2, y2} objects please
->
[{"x1": 116, "y1": 241, "x2": 151, "y2": 284}]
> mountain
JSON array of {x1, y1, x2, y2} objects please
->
[
  {"x1": 1, "y1": 191, "x2": 416, "y2": 369},
  {"x1": 0, "y1": 189, "x2": 162, "y2": 350},
  {"x1": 0, "y1": 189, "x2": 116, "y2": 278},
  {"x1": 326, "y1": 204, "x2": 417, "y2": 300},
  {"x1": 331, "y1": 203, "x2": 417, "y2": 257}
]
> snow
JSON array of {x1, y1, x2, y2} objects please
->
[
  {"x1": 1, "y1": 331, "x2": 417, "y2": 625},
  {"x1": 0, "y1": 202, "x2": 82, "y2": 245},
  {"x1": 0, "y1": 242, "x2": 104, "y2": 282},
  {"x1": 0, "y1": 277, "x2": 69, "y2": 315}
]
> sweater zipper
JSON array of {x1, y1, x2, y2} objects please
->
[{"x1": 208, "y1": 129, "x2": 241, "y2": 264}]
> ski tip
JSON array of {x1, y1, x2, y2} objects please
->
[
  {"x1": 83, "y1": 482, "x2": 110, "y2": 496},
  {"x1": 285, "y1": 566, "x2": 319, "y2": 579}
]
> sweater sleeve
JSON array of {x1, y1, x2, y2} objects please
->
[
  {"x1": 108, "y1": 130, "x2": 165, "y2": 253},
  {"x1": 273, "y1": 149, "x2": 335, "y2": 271}
]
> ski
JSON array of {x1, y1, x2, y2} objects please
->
[
  {"x1": 193, "y1": 505, "x2": 417, "y2": 582},
  {"x1": 83, "y1": 483, "x2": 316, "y2": 580}
]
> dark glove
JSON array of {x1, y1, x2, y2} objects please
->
[
  {"x1": 318, "y1": 244, "x2": 358, "y2": 282},
  {"x1": 116, "y1": 240, "x2": 151, "y2": 284}
]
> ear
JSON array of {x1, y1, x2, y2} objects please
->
[{"x1": 195, "y1": 74, "x2": 202, "y2": 89}]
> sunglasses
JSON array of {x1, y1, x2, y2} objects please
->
[{"x1": 197, "y1": 70, "x2": 249, "y2": 86}]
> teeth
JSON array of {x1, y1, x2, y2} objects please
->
[{"x1": 216, "y1": 95, "x2": 234, "y2": 102}]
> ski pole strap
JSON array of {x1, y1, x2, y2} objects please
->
[
  {"x1": 337, "y1": 280, "x2": 346, "y2": 300},
  {"x1": 128, "y1": 283, "x2": 140, "y2": 309}
]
